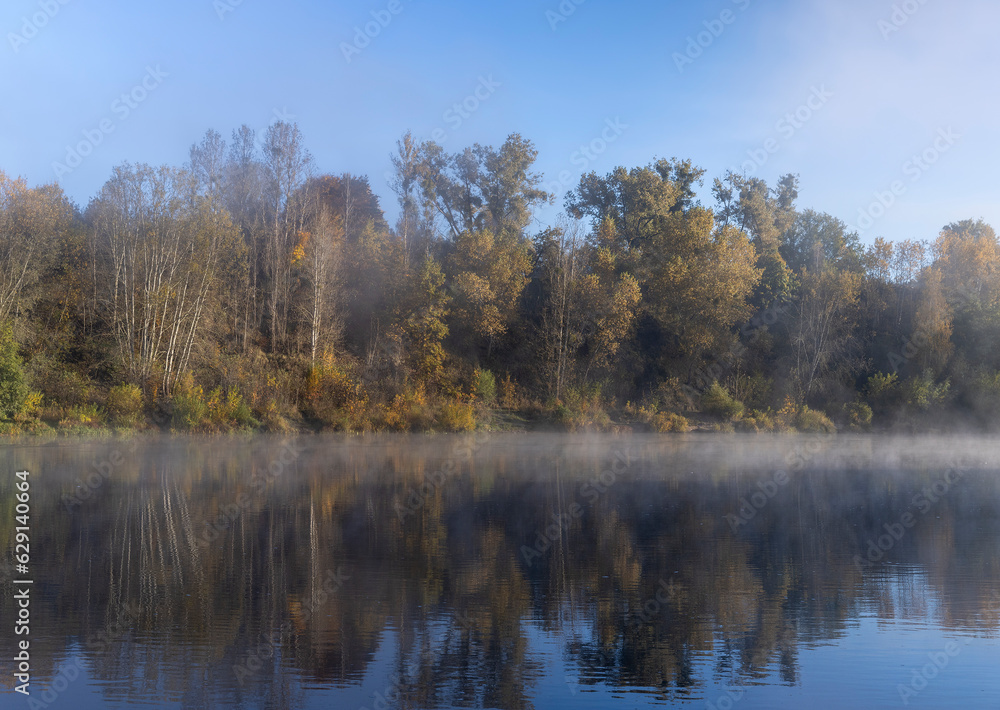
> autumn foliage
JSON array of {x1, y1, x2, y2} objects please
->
[{"x1": 0, "y1": 127, "x2": 998, "y2": 433}]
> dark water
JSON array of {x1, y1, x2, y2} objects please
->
[{"x1": 1, "y1": 434, "x2": 999, "y2": 709}]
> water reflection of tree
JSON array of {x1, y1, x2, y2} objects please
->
[{"x1": 1, "y1": 436, "x2": 1000, "y2": 708}]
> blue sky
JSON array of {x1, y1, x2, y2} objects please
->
[{"x1": 3, "y1": 0, "x2": 998, "y2": 244}]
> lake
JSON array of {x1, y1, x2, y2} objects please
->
[{"x1": 1, "y1": 434, "x2": 999, "y2": 708}]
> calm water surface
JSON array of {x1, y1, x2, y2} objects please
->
[{"x1": 1, "y1": 434, "x2": 999, "y2": 709}]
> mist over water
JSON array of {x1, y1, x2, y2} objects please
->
[{"x1": 1, "y1": 434, "x2": 999, "y2": 708}]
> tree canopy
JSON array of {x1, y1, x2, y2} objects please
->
[{"x1": 0, "y1": 124, "x2": 996, "y2": 433}]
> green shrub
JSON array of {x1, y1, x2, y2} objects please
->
[
  {"x1": 216, "y1": 349, "x2": 300, "y2": 423},
  {"x1": 303, "y1": 359, "x2": 368, "y2": 427},
  {"x1": 58, "y1": 403, "x2": 104, "y2": 428},
  {"x1": 28, "y1": 357, "x2": 90, "y2": 408},
  {"x1": 966, "y1": 370, "x2": 1000, "y2": 422},
  {"x1": 473, "y1": 368, "x2": 497, "y2": 405},
  {"x1": 650, "y1": 378, "x2": 690, "y2": 412},
  {"x1": 499, "y1": 373, "x2": 519, "y2": 409},
  {"x1": 702, "y1": 382, "x2": 745, "y2": 421},
  {"x1": 0, "y1": 324, "x2": 30, "y2": 421},
  {"x1": 651, "y1": 412, "x2": 690, "y2": 432},
  {"x1": 550, "y1": 384, "x2": 612, "y2": 431},
  {"x1": 227, "y1": 393, "x2": 258, "y2": 429},
  {"x1": 378, "y1": 388, "x2": 435, "y2": 431},
  {"x1": 207, "y1": 387, "x2": 259, "y2": 430},
  {"x1": 725, "y1": 372, "x2": 773, "y2": 411},
  {"x1": 106, "y1": 384, "x2": 144, "y2": 427},
  {"x1": 171, "y1": 381, "x2": 207, "y2": 431},
  {"x1": 843, "y1": 401, "x2": 873, "y2": 431},
  {"x1": 438, "y1": 399, "x2": 477, "y2": 432},
  {"x1": 903, "y1": 371, "x2": 949, "y2": 411},
  {"x1": 865, "y1": 372, "x2": 901, "y2": 414},
  {"x1": 738, "y1": 409, "x2": 776, "y2": 432},
  {"x1": 796, "y1": 405, "x2": 836, "y2": 433}
]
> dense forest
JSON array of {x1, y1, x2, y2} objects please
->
[{"x1": 0, "y1": 122, "x2": 996, "y2": 433}]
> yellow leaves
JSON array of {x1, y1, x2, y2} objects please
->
[
  {"x1": 499, "y1": 372, "x2": 518, "y2": 409},
  {"x1": 592, "y1": 273, "x2": 641, "y2": 362},
  {"x1": 312, "y1": 362, "x2": 367, "y2": 408},
  {"x1": 914, "y1": 268, "x2": 954, "y2": 374},
  {"x1": 0, "y1": 170, "x2": 74, "y2": 319},
  {"x1": 613, "y1": 272, "x2": 641, "y2": 311},
  {"x1": 890, "y1": 239, "x2": 925, "y2": 284},
  {"x1": 591, "y1": 246, "x2": 617, "y2": 280},
  {"x1": 933, "y1": 221, "x2": 1000, "y2": 302},
  {"x1": 594, "y1": 216, "x2": 618, "y2": 249},
  {"x1": 454, "y1": 272, "x2": 494, "y2": 305},
  {"x1": 437, "y1": 398, "x2": 476, "y2": 432},
  {"x1": 380, "y1": 387, "x2": 434, "y2": 431},
  {"x1": 775, "y1": 396, "x2": 800, "y2": 429},
  {"x1": 448, "y1": 228, "x2": 532, "y2": 340},
  {"x1": 645, "y1": 221, "x2": 760, "y2": 356},
  {"x1": 291, "y1": 230, "x2": 310, "y2": 267},
  {"x1": 710, "y1": 225, "x2": 763, "y2": 302},
  {"x1": 453, "y1": 272, "x2": 503, "y2": 340},
  {"x1": 22, "y1": 391, "x2": 43, "y2": 417},
  {"x1": 304, "y1": 365, "x2": 323, "y2": 405},
  {"x1": 868, "y1": 237, "x2": 894, "y2": 283},
  {"x1": 0, "y1": 171, "x2": 30, "y2": 215},
  {"x1": 205, "y1": 386, "x2": 223, "y2": 415}
]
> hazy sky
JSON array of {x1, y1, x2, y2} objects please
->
[{"x1": 3, "y1": 0, "x2": 997, "y2": 243}]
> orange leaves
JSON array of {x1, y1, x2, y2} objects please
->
[{"x1": 291, "y1": 230, "x2": 310, "y2": 267}]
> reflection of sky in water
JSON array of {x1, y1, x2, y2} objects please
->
[
  {"x1": 23, "y1": 616, "x2": 1000, "y2": 709},
  {"x1": 1, "y1": 435, "x2": 999, "y2": 708}
]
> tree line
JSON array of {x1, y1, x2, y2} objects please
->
[{"x1": 0, "y1": 121, "x2": 996, "y2": 432}]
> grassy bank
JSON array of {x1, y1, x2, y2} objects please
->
[
  {"x1": 0, "y1": 381, "x2": 944, "y2": 438},
  {"x1": 0, "y1": 331, "x2": 974, "y2": 438}
]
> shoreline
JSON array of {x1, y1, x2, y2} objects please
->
[{"x1": 0, "y1": 406, "x2": 976, "y2": 440}]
